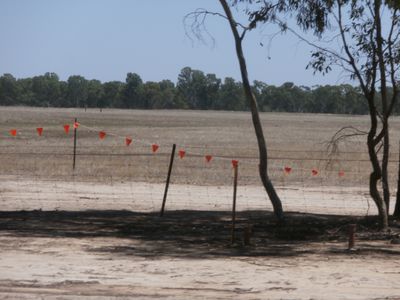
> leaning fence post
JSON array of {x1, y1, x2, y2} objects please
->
[
  {"x1": 231, "y1": 163, "x2": 238, "y2": 244},
  {"x1": 72, "y1": 118, "x2": 78, "y2": 171},
  {"x1": 160, "y1": 143, "x2": 176, "y2": 217}
]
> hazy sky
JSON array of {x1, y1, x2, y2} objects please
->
[{"x1": 0, "y1": 0, "x2": 346, "y2": 86}]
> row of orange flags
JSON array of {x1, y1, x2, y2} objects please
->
[
  {"x1": 5, "y1": 124, "x2": 236, "y2": 166},
  {"x1": 8, "y1": 123, "x2": 78, "y2": 136},
  {"x1": 284, "y1": 166, "x2": 345, "y2": 177},
  {"x1": 6, "y1": 124, "x2": 347, "y2": 174}
]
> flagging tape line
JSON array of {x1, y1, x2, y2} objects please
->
[
  {"x1": 77, "y1": 122, "x2": 238, "y2": 165},
  {"x1": 3, "y1": 120, "x2": 362, "y2": 176}
]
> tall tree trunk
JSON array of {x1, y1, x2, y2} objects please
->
[
  {"x1": 375, "y1": 0, "x2": 390, "y2": 213},
  {"x1": 394, "y1": 140, "x2": 400, "y2": 217},
  {"x1": 366, "y1": 93, "x2": 388, "y2": 229},
  {"x1": 337, "y1": 0, "x2": 388, "y2": 228},
  {"x1": 367, "y1": 131, "x2": 387, "y2": 228},
  {"x1": 219, "y1": 0, "x2": 284, "y2": 220}
]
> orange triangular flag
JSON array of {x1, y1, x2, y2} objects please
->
[
  {"x1": 63, "y1": 124, "x2": 70, "y2": 134},
  {"x1": 73, "y1": 122, "x2": 79, "y2": 129},
  {"x1": 284, "y1": 166, "x2": 292, "y2": 174},
  {"x1": 178, "y1": 150, "x2": 185, "y2": 159},
  {"x1": 99, "y1": 131, "x2": 106, "y2": 140},
  {"x1": 152, "y1": 144, "x2": 159, "y2": 153},
  {"x1": 9, "y1": 129, "x2": 17, "y2": 136},
  {"x1": 231, "y1": 159, "x2": 239, "y2": 168},
  {"x1": 125, "y1": 137, "x2": 132, "y2": 146},
  {"x1": 312, "y1": 169, "x2": 318, "y2": 176},
  {"x1": 205, "y1": 155, "x2": 213, "y2": 163},
  {"x1": 36, "y1": 127, "x2": 43, "y2": 136},
  {"x1": 339, "y1": 170, "x2": 345, "y2": 177}
]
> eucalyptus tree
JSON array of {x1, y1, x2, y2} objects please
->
[
  {"x1": 123, "y1": 72, "x2": 143, "y2": 108},
  {"x1": 67, "y1": 75, "x2": 88, "y2": 108},
  {"x1": 231, "y1": 0, "x2": 400, "y2": 228},
  {"x1": 185, "y1": 1, "x2": 285, "y2": 220},
  {"x1": 0, "y1": 74, "x2": 19, "y2": 105}
]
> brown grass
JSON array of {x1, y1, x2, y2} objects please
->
[{"x1": 1, "y1": 106, "x2": 400, "y2": 188}]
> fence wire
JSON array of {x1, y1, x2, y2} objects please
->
[{"x1": 1, "y1": 137, "x2": 397, "y2": 217}]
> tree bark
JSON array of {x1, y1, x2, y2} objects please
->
[
  {"x1": 366, "y1": 90, "x2": 388, "y2": 229},
  {"x1": 374, "y1": 0, "x2": 391, "y2": 214},
  {"x1": 366, "y1": 122, "x2": 387, "y2": 228},
  {"x1": 394, "y1": 140, "x2": 400, "y2": 217},
  {"x1": 219, "y1": 0, "x2": 284, "y2": 220},
  {"x1": 336, "y1": 0, "x2": 388, "y2": 228}
]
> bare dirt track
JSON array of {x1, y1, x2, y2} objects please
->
[
  {"x1": 1, "y1": 107, "x2": 400, "y2": 299},
  {"x1": 1, "y1": 210, "x2": 400, "y2": 300}
]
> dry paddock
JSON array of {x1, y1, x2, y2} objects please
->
[{"x1": 1, "y1": 107, "x2": 400, "y2": 299}]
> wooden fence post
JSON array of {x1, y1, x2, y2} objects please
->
[
  {"x1": 231, "y1": 164, "x2": 238, "y2": 244},
  {"x1": 160, "y1": 144, "x2": 176, "y2": 217},
  {"x1": 348, "y1": 224, "x2": 356, "y2": 250},
  {"x1": 73, "y1": 118, "x2": 77, "y2": 171}
]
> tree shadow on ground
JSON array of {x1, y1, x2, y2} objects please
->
[{"x1": 0, "y1": 210, "x2": 399, "y2": 258}]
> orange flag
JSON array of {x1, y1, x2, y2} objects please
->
[
  {"x1": 152, "y1": 144, "x2": 159, "y2": 153},
  {"x1": 36, "y1": 127, "x2": 43, "y2": 136},
  {"x1": 99, "y1": 131, "x2": 106, "y2": 140},
  {"x1": 312, "y1": 169, "x2": 318, "y2": 176},
  {"x1": 9, "y1": 129, "x2": 17, "y2": 136},
  {"x1": 63, "y1": 124, "x2": 70, "y2": 134},
  {"x1": 231, "y1": 159, "x2": 239, "y2": 168},
  {"x1": 339, "y1": 170, "x2": 345, "y2": 177},
  {"x1": 73, "y1": 122, "x2": 80, "y2": 129},
  {"x1": 284, "y1": 166, "x2": 292, "y2": 174},
  {"x1": 178, "y1": 150, "x2": 185, "y2": 159},
  {"x1": 125, "y1": 137, "x2": 132, "y2": 146},
  {"x1": 205, "y1": 155, "x2": 213, "y2": 163}
]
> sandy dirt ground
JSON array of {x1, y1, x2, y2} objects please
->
[
  {"x1": 0, "y1": 235, "x2": 400, "y2": 300},
  {"x1": 1, "y1": 177, "x2": 400, "y2": 299},
  {"x1": 0, "y1": 175, "x2": 377, "y2": 215},
  {"x1": 1, "y1": 108, "x2": 400, "y2": 299}
]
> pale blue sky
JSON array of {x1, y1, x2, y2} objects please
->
[{"x1": 0, "y1": 0, "x2": 345, "y2": 86}]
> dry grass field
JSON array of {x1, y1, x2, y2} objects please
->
[
  {"x1": 1, "y1": 107, "x2": 400, "y2": 299},
  {"x1": 1, "y1": 106, "x2": 400, "y2": 213},
  {"x1": 1, "y1": 106, "x2": 399, "y2": 184}
]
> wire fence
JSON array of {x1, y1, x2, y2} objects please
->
[
  {"x1": 1, "y1": 142, "x2": 396, "y2": 217},
  {"x1": 1, "y1": 116, "x2": 400, "y2": 217}
]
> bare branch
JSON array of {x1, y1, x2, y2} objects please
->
[
  {"x1": 183, "y1": 9, "x2": 221, "y2": 46},
  {"x1": 336, "y1": 0, "x2": 368, "y2": 96},
  {"x1": 184, "y1": 8, "x2": 251, "y2": 46},
  {"x1": 273, "y1": 17, "x2": 350, "y2": 64},
  {"x1": 325, "y1": 126, "x2": 368, "y2": 156}
]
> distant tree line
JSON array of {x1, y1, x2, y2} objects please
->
[{"x1": 0, "y1": 67, "x2": 397, "y2": 114}]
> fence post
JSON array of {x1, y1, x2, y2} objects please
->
[
  {"x1": 160, "y1": 144, "x2": 176, "y2": 217},
  {"x1": 231, "y1": 164, "x2": 238, "y2": 244},
  {"x1": 73, "y1": 118, "x2": 77, "y2": 171},
  {"x1": 348, "y1": 224, "x2": 356, "y2": 250}
]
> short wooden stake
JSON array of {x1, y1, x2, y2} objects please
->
[
  {"x1": 348, "y1": 224, "x2": 356, "y2": 250},
  {"x1": 160, "y1": 144, "x2": 176, "y2": 217},
  {"x1": 72, "y1": 117, "x2": 78, "y2": 171},
  {"x1": 231, "y1": 164, "x2": 238, "y2": 244},
  {"x1": 243, "y1": 224, "x2": 251, "y2": 246}
]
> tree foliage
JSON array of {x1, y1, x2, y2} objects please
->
[
  {"x1": 0, "y1": 69, "x2": 392, "y2": 115},
  {"x1": 231, "y1": 0, "x2": 399, "y2": 228}
]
